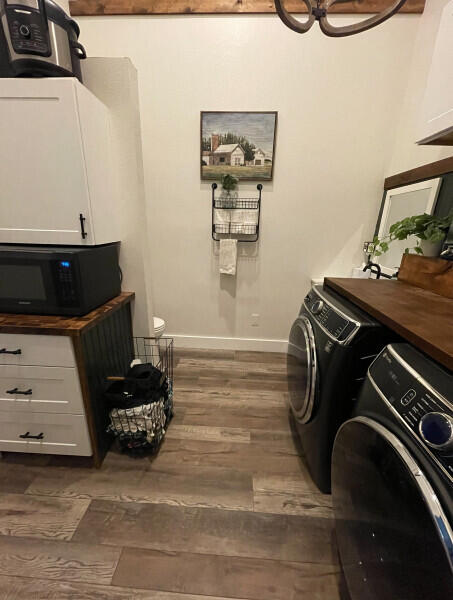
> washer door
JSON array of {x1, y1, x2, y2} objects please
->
[
  {"x1": 332, "y1": 416, "x2": 453, "y2": 600},
  {"x1": 287, "y1": 316, "x2": 317, "y2": 423}
]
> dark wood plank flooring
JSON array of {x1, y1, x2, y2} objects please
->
[{"x1": 0, "y1": 348, "x2": 342, "y2": 599}]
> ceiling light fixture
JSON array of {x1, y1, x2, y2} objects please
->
[{"x1": 274, "y1": 0, "x2": 408, "y2": 37}]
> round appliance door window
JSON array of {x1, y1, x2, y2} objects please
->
[
  {"x1": 332, "y1": 417, "x2": 453, "y2": 600},
  {"x1": 287, "y1": 316, "x2": 317, "y2": 424}
]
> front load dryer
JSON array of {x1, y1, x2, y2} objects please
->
[
  {"x1": 332, "y1": 343, "x2": 453, "y2": 600},
  {"x1": 287, "y1": 284, "x2": 397, "y2": 493}
]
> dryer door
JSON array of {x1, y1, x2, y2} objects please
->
[
  {"x1": 332, "y1": 416, "x2": 453, "y2": 600},
  {"x1": 287, "y1": 316, "x2": 317, "y2": 424}
]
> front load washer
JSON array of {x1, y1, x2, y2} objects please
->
[
  {"x1": 332, "y1": 343, "x2": 453, "y2": 600},
  {"x1": 287, "y1": 284, "x2": 396, "y2": 493}
]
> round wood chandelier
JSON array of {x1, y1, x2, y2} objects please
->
[{"x1": 274, "y1": 0, "x2": 408, "y2": 36}]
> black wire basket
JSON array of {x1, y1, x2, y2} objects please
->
[{"x1": 106, "y1": 337, "x2": 174, "y2": 457}]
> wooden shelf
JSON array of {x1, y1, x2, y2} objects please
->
[{"x1": 324, "y1": 278, "x2": 453, "y2": 371}]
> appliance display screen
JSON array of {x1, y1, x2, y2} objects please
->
[{"x1": 0, "y1": 265, "x2": 46, "y2": 300}]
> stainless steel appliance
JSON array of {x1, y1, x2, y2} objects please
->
[
  {"x1": 332, "y1": 344, "x2": 453, "y2": 600},
  {"x1": 0, "y1": 243, "x2": 121, "y2": 316},
  {"x1": 287, "y1": 284, "x2": 397, "y2": 493},
  {"x1": 0, "y1": 0, "x2": 86, "y2": 81}
]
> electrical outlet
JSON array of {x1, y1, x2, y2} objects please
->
[{"x1": 251, "y1": 313, "x2": 260, "y2": 327}]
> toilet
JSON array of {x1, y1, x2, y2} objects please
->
[{"x1": 154, "y1": 317, "x2": 166, "y2": 338}]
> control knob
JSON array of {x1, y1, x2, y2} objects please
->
[
  {"x1": 419, "y1": 412, "x2": 453, "y2": 451},
  {"x1": 311, "y1": 300, "x2": 324, "y2": 315},
  {"x1": 19, "y1": 24, "x2": 31, "y2": 38}
]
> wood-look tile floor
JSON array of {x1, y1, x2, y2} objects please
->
[{"x1": 0, "y1": 348, "x2": 346, "y2": 600}]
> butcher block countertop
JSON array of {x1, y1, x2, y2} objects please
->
[
  {"x1": 324, "y1": 278, "x2": 453, "y2": 371},
  {"x1": 0, "y1": 292, "x2": 135, "y2": 337}
]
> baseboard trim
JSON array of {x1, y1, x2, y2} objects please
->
[{"x1": 166, "y1": 334, "x2": 288, "y2": 353}]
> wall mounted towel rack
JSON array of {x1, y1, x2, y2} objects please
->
[{"x1": 211, "y1": 183, "x2": 262, "y2": 243}]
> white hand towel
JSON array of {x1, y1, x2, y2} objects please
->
[
  {"x1": 230, "y1": 209, "x2": 259, "y2": 234},
  {"x1": 214, "y1": 209, "x2": 231, "y2": 233},
  {"x1": 219, "y1": 239, "x2": 237, "y2": 276}
]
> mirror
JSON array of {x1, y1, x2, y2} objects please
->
[{"x1": 376, "y1": 179, "x2": 441, "y2": 275}]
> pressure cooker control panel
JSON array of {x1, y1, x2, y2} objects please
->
[
  {"x1": 304, "y1": 288, "x2": 357, "y2": 343},
  {"x1": 6, "y1": 4, "x2": 51, "y2": 56},
  {"x1": 370, "y1": 346, "x2": 453, "y2": 482}
]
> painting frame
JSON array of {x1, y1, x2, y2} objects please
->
[{"x1": 200, "y1": 111, "x2": 278, "y2": 182}]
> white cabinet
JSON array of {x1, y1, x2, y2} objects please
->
[
  {"x1": 0, "y1": 78, "x2": 119, "y2": 245},
  {"x1": 0, "y1": 332, "x2": 91, "y2": 456},
  {"x1": 417, "y1": 0, "x2": 453, "y2": 146},
  {"x1": 0, "y1": 365, "x2": 85, "y2": 414},
  {"x1": 0, "y1": 334, "x2": 75, "y2": 367},
  {"x1": 0, "y1": 412, "x2": 92, "y2": 456}
]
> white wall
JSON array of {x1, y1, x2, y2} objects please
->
[
  {"x1": 77, "y1": 14, "x2": 419, "y2": 349},
  {"x1": 81, "y1": 57, "x2": 154, "y2": 337},
  {"x1": 387, "y1": 0, "x2": 453, "y2": 174}
]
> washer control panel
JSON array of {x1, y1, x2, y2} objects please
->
[
  {"x1": 370, "y1": 346, "x2": 453, "y2": 481},
  {"x1": 304, "y1": 288, "x2": 357, "y2": 343}
]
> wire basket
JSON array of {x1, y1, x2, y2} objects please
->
[{"x1": 106, "y1": 337, "x2": 174, "y2": 457}]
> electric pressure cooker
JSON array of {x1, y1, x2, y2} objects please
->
[{"x1": 0, "y1": 0, "x2": 86, "y2": 81}]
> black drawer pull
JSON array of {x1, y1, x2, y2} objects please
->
[
  {"x1": 79, "y1": 213, "x2": 87, "y2": 239},
  {"x1": 19, "y1": 432, "x2": 44, "y2": 440},
  {"x1": 0, "y1": 348, "x2": 21, "y2": 355},
  {"x1": 6, "y1": 388, "x2": 32, "y2": 395}
]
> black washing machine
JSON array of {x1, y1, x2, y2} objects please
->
[
  {"x1": 332, "y1": 343, "x2": 453, "y2": 600},
  {"x1": 287, "y1": 284, "x2": 396, "y2": 493}
]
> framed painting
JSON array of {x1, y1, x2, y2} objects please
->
[{"x1": 200, "y1": 111, "x2": 277, "y2": 181}]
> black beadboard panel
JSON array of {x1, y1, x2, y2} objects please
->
[{"x1": 81, "y1": 303, "x2": 134, "y2": 460}]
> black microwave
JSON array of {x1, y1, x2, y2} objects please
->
[{"x1": 0, "y1": 243, "x2": 121, "y2": 316}]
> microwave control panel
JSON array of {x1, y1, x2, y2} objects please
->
[{"x1": 55, "y1": 260, "x2": 78, "y2": 306}]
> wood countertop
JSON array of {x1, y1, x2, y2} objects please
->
[
  {"x1": 0, "y1": 292, "x2": 135, "y2": 337},
  {"x1": 324, "y1": 278, "x2": 453, "y2": 371}
]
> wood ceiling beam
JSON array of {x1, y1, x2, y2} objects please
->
[{"x1": 69, "y1": 0, "x2": 425, "y2": 17}]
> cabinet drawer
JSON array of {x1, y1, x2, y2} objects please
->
[
  {"x1": 0, "y1": 365, "x2": 84, "y2": 414},
  {"x1": 0, "y1": 334, "x2": 75, "y2": 367},
  {"x1": 0, "y1": 412, "x2": 92, "y2": 456}
]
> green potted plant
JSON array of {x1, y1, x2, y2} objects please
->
[
  {"x1": 373, "y1": 212, "x2": 452, "y2": 258},
  {"x1": 220, "y1": 174, "x2": 239, "y2": 208}
]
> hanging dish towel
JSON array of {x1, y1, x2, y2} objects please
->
[
  {"x1": 214, "y1": 209, "x2": 231, "y2": 233},
  {"x1": 230, "y1": 209, "x2": 259, "y2": 234},
  {"x1": 219, "y1": 239, "x2": 237, "y2": 276}
]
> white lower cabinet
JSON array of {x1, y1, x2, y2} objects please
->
[
  {"x1": 0, "y1": 333, "x2": 92, "y2": 457},
  {"x1": 0, "y1": 365, "x2": 84, "y2": 414},
  {"x1": 0, "y1": 412, "x2": 92, "y2": 456},
  {"x1": 0, "y1": 334, "x2": 76, "y2": 368}
]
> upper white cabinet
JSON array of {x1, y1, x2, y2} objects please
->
[
  {"x1": 417, "y1": 0, "x2": 453, "y2": 146},
  {"x1": 0, "y1": 78, "x2": 119, "y2": 245}
]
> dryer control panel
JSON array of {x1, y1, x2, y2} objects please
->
[
  {"x1": 303, "y1": 287, "x2": 358, "y2": 343},
  {"x1": 369, "y1": 345, "x2": 453, "y2": 482}
]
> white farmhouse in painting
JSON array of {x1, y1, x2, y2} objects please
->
[
  {"x1": 202, "y1": 134, "x2": 246, "y2": 166},
  {"x1": 252, "y1": 148, "x2": 266, "y2": 165},
  {"x1": 214, "y1": 144, "x2": 245, "y2": 166},
  {"x1": 202, "y1": 134, "x2": 272, "y2": 168}
]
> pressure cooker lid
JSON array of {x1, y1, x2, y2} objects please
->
[{"x1": 44, "y1": 0, "x2": 81, "y2": 37}]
